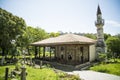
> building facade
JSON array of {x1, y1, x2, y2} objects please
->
[{"x1": 55, "y1": 45, "x2": 89, "y2": 65}]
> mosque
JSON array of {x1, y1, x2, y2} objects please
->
[{"x1": 31, "y1": 5, "x2": 105, "y2": 65}]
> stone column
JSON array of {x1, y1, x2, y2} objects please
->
[
  {"x1": 50, "y1": 47, "x2": 52, "y2": 60},
  {"x1": 39, "y1": 47, "x2": 41, "y2": 58},
  {"x1": 21, "y1": 67, "x2": 26, "y2": 80},
  {"x1": 43, "y1": 47, "x2": 45, "y2": 59},
  {"x1": 5, "y1": 67, "x2": 9, "y2": 80}
]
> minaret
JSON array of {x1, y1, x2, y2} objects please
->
[{"x1": 95, "y1": 5, "x2": 105, "y2": 57}]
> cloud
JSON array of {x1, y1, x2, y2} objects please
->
[{"x1": 106, "y1": 20, "x2": 120, "y2": 27}]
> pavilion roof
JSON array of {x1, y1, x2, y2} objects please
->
[{"x1": 31, "y1": 33, "x2": 96, "y2": 46}]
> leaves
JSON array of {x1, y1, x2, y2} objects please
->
[
  {"x1": 0, "y1": 8, "x2": 26, "y2": 55},
  {"x1": 106, "y1": 36, "x2": 120, "y2": 57}
]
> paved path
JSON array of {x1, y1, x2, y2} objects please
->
[{"x1": 67, "y1": 70, "x2": 120, "y2": 80}]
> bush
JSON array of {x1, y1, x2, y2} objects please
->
[{"x1": 98, "y1": 53, "x2": 107, "y2": 62}]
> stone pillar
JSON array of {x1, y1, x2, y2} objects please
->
[
  {"x1": 39, "y1": 47, "x2": 41, "y2": 58},
  {"x1": 50, "y1": 47, "x2": 52, "y2": 60},
  {"x1": 21, "y1": 67, "x2": 26, "y2": 80},
  {"x1": 40, "y1": 61, "x2": 42, "y2": 69},
  {"x1": 43, "y1": 47, "x2": 45, "y2": 59},
  {"x1": 1, "y1": 56, "x2": 5, "y2": 65},
  {"x1": 5, "y1": 67, "x2": 9, "y2": 80},
  {"x1": 54, "y1": 47, "x2": 56, "y2": 59},
  {"x1": 35, "y1": 46, "x2": 38, "y2": 58}
]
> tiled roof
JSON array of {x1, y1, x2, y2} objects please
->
[{"x1": 31, "y1": 33, "x2": 96, "y2": 46}]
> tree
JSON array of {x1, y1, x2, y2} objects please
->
[
  {"x1": 106, "y1": 36, "x2": 120, "y2": 58},
  {"x1": 84, "y1": 33, "x2": 96, "y2": 40},
  {"x1": 49, "y1": 32, "x2": 60, "y2": 37},
  {"x1": 104, "y1": 33, "x2": 111, "y2": 41},
  {"x1": 0, "y1": 8, "x2": 26, "y2": 64},
  {"x1": 18, "y1": 26, "x2": 49, "y2": 56},
  {"x1": 25, "y1": 26, "x2": 49, "y2": 43}
]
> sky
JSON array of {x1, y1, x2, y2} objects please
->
[{"x1": 0, "y1": 0, "x2": 120, "y2": 35}]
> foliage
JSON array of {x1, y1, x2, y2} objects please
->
[
  {"x1": 98, "y1": 53, "x2": 107, "y2": 62},
  {"x1": 26, "y1": 26, "x2": 49, "y2": 43},
  {"x1": 16, "y1": 26, "x2": 49, "y2": 48},
  {"x1": 49, "y1": 32, "x2": 60, "y2": 37},
  {"x1": 0, "y1": 65, "x2": 15, "y2": 80},
  {"x1": 21, "y1": 26, "x2": 49, "y2": 56},
  {"x1": 108, "y1": 58, "x2": 120, "y2": 63},
  {"x1": 84, "y1": 33, "x2": 96, "y2": 40},
  {"x1": 0, "y1": 8, "x2": 26, "y2": 56},
  {"x1": 104, "y1": 33, "x2": 111, "y2": 41},
  {"x1": 57, "y1": 72, "x2": 80, "y2": 80},
  {"x1": 90, "y1": 63, "x2": 120, "y2": 76},
  {"x1": 106, "y1": 36, "x2": 120, "y2": 58},
  {"x1": 0, "y1": 65, "x2": 80, "y2": 80},
  {"x1": 106, "y1": 52, "x2": 113, "y2": 59}
]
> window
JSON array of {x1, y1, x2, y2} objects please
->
[
  {"x1": 61, "y1": 46, "x2": 64, "y2": 51},
  {"x1": 80, "y1": 47, "x2": 83, "y2": 53}
]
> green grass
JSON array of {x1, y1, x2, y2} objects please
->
[
  {"x1": 0, "y1": 65, "x2": 80, "y2": 80},
  {"x1": 26, "y1": 67, "x2": 59, "y2": 80},
  {"x1": 0, "y1": 65, "x2": 15, "y2": 80},
  {"x1": 90, "y1": 63, "x2": 120, "y2": 76},
  {"x1": 0, "y1": 65, "x2": 58, "y2": 80}
]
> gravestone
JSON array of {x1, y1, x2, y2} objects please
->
[{"x1": 21, "y1": 67, "x2": 26, "y2": 80}]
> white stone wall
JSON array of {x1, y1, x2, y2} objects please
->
[{"x1": 89, "y1": 45, "x2": 96, "y2": 62}]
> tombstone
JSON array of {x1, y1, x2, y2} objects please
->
[
  {"x1": 30, "y1": 58, "x2": 32, "y2": 66},
  {"x1": 1, "y1": 56, "x2": 5, "y2": 65},
  {"x1": 21, "y1": 67, "x2": 26, "y2": 80},
  {"x1": 33, "y1": 61, "x2": 35, "y2": 67},
  {"x1": 40, "y1": 61, "x2": 42, "y2": 69},
  {"x1": 5, "y1": 67, "x2": 9, "y2": 80}
]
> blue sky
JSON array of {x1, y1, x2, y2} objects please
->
[{"x1": 0, "y1": 0, "x2": 120, "y2": 35}]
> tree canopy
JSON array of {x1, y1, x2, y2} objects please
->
[
  {"x1": 25, "y1": 26, "x2": 49, "y2": 43},
  {"x1": 106, "y1": 36, "x2": 120, "y2": 57},
  {"x1": 0, "y1": 8, "x2": 26, "y2": 56}
]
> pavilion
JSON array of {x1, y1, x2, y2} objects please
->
[{"x1": 31, "y1": 33, "x2": 96, "y2": 65}]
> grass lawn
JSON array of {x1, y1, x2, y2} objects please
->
[
  {"x1": 0, "y1": 64, "x2": 80, "y2": 80},
  {"x1": 90, "y1": 63, "x2": 120, "y2": 76}
]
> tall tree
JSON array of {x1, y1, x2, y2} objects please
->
[
  {"x1": 0, "y1": 8, "x2": 26, "y2": 64},
  {"x1": 17, "y1": 26, "x2": 49, "y2": 54}
]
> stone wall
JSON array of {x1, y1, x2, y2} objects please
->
[{"x1": 55, "y1": 44, "x2": 90, "y2": 64}]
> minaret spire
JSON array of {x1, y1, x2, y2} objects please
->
[
  {"x1": 95, "y1": 5, "x2": 106, "y2": 60},
  {"x1": 97, "y1": 5, "x2": 102, "y2": 15}
]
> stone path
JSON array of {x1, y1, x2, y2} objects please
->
[{"x1": 67, "y1": 70, "x2": 120, "y2": 80}]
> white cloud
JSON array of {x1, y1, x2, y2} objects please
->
[{"x1": 106, "y1": 20, "x2": 120, "y2": 27}]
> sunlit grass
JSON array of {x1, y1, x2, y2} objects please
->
[
  {"x1": 26, "y1": 67, "x2": 59, "y2": 80},
  {"x1": 0, "y1": 64, "x2": 80, "y2": 80},
  {"x1": 90, "y1": 63, "x2": 120, "y2": 76}
]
